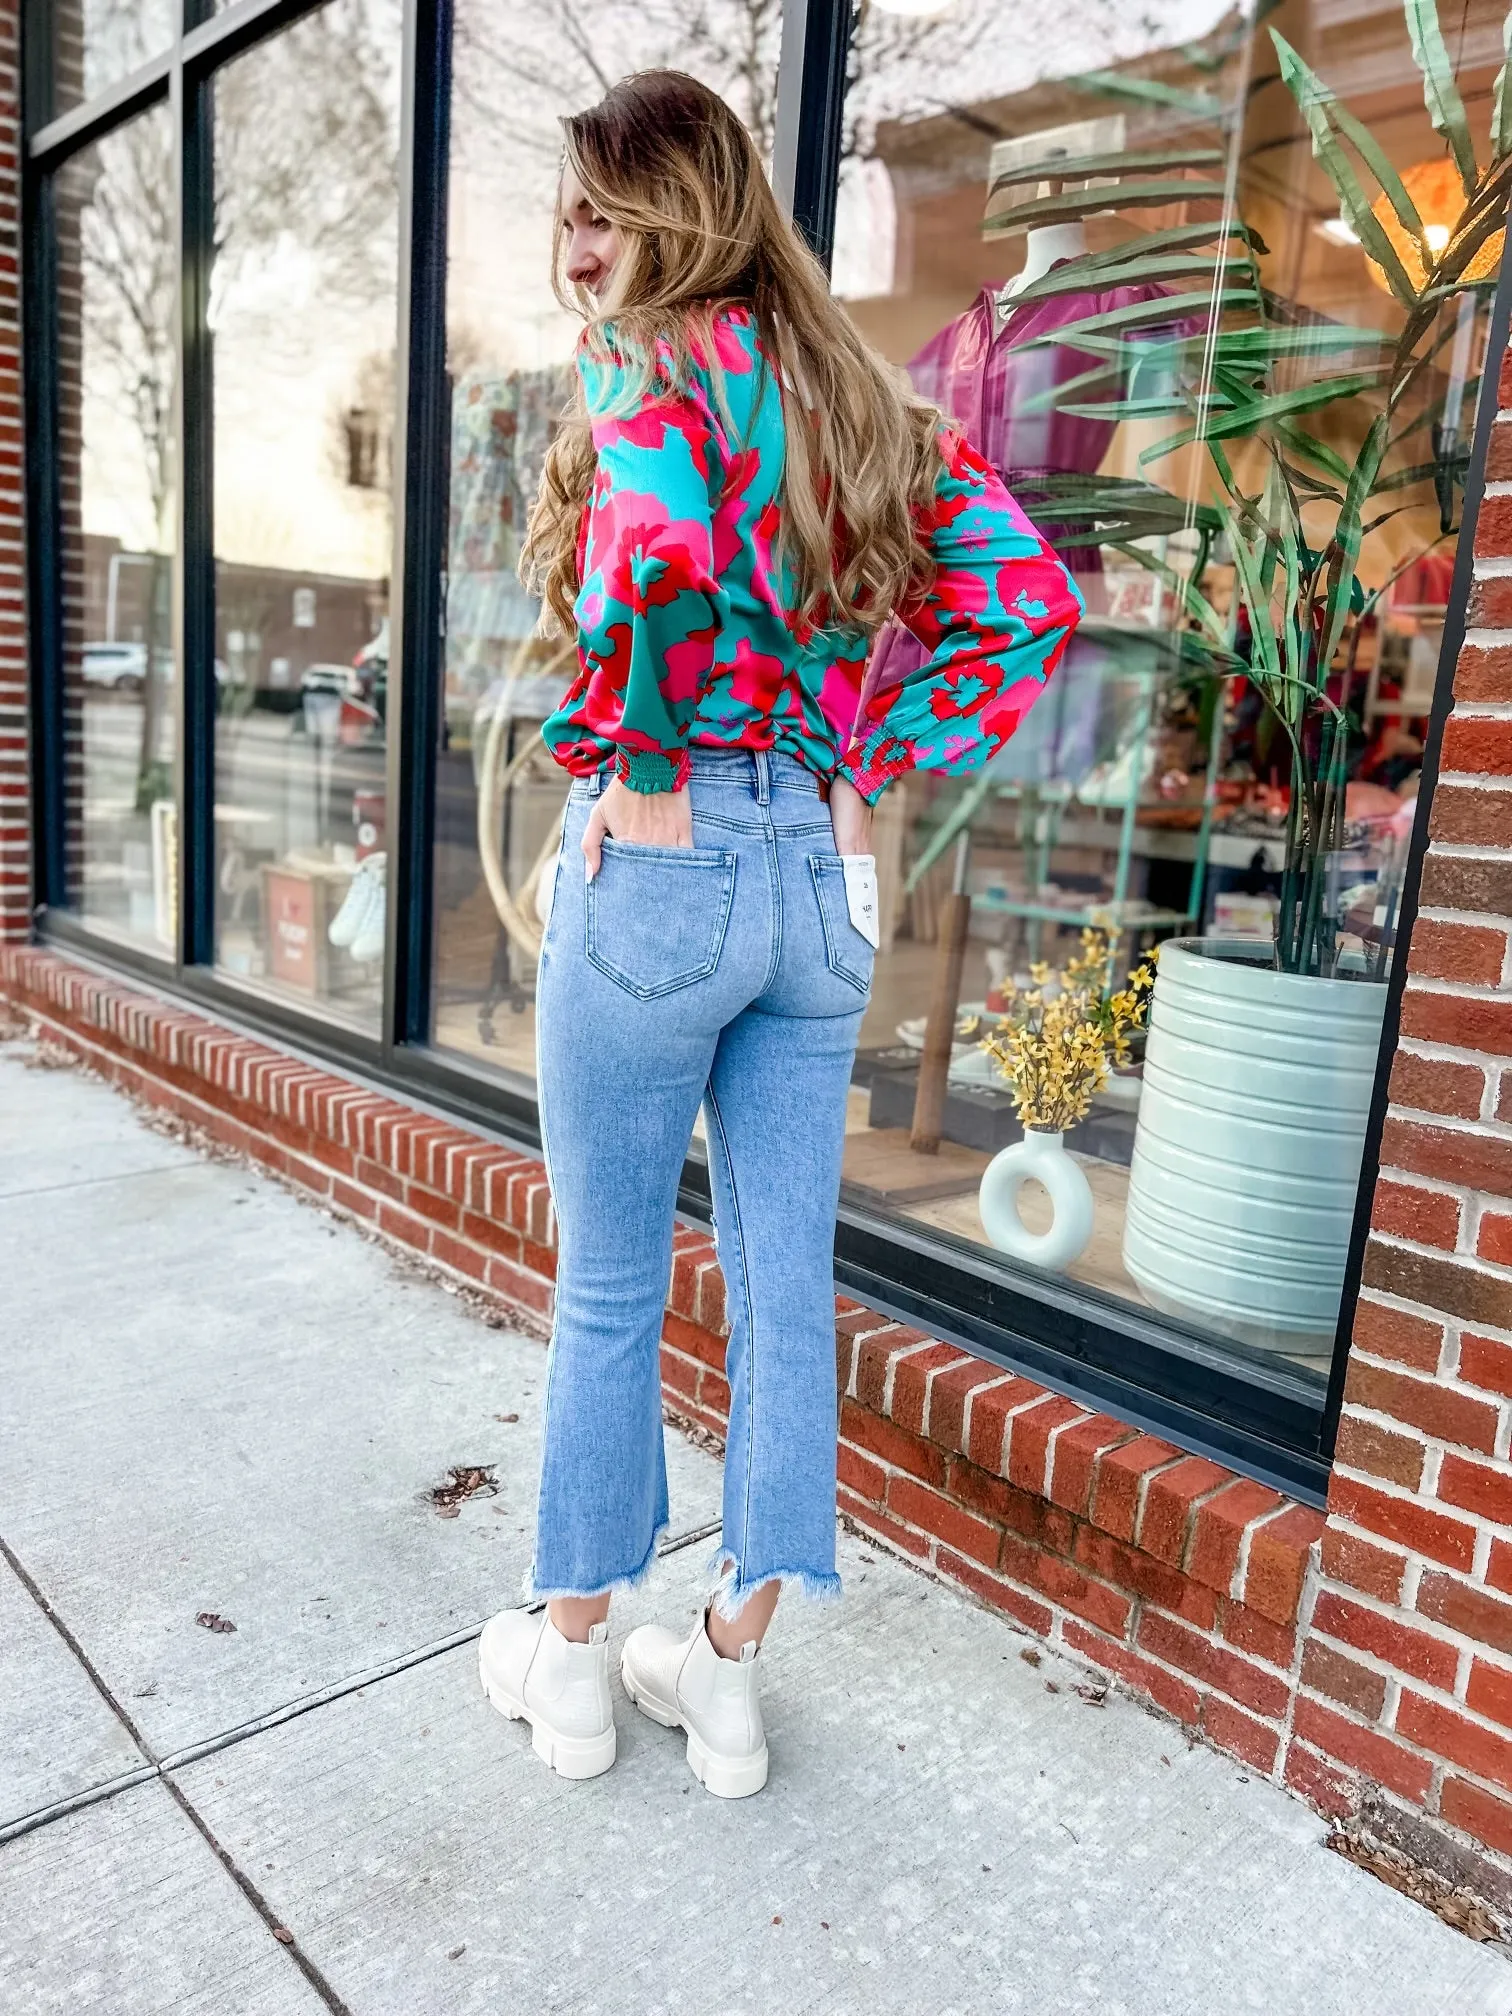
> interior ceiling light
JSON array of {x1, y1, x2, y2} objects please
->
[
  {"x1": 1366, "y1": 155, "x2": 1502, "y2": 293},
  {"x1": 1315, "y1": 213, "x2": 1359, "y2": 247}
]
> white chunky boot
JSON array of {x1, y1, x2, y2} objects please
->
[
  {"x1": 620, "y1": 1611, "x2": 768, "y2": 1798},
  {"x1": 478, "y1": 1609, "x2": 616, "y2": 1780}
]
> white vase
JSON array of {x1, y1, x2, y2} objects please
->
[
  {"x1": 1122, "y1": 938, "x2": 1388, "y2": 1353},
  {"x1": 979, "y1": 1129, "x2": 1095, "y2": 1273}
]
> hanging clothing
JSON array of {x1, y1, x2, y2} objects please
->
[{"x1": 865, "y1": 273, "x2": 1176, "y2": 704}]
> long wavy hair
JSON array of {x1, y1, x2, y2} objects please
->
[{"x1": 520, "y1": 70, "x2": 948, "y2": 640}]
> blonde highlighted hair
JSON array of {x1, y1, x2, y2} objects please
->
[{"x1": 521, "y1": 69, "x2": 947, "y2": 639}]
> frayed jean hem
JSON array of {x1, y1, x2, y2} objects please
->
[
  {"x1": 522, "y1": 1516, "x2": 669, "y2": 1606},
  {"x1": 707, "y1": 1544, "x2": 843, "y2": 1621}
]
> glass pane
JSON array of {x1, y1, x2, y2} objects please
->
[
  {"x1": 828, "y1": 0, "x2": 1500, "y2": 1387},
  {"x1": 52, "y1": 0, "x2": 178, "y2": 118},
  {"x1": 54, "y1": 105, "x2": 178, "y2": 953},
  {"x1": 210, "y1": 0, "x2": 402, "y2": 1030},
  {"x1": 430, "y1": 6, "x2": 781, "y2": 1085}
]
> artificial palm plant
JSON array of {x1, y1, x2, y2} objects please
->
[{"x1": 982, "y1": 0, "x2": 1510, "y2": 978}]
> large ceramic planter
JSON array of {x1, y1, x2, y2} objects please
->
[{"x1": 1122, "y1": 939, "x2": 1387, "y2": 1353}]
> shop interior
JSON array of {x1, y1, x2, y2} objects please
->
[{"x1": 421, "y1": 1, "x2": 1502, "y2": 1374}]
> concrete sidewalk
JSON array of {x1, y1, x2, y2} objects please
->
[{"x1": 0, "y1": 1037, "x2": 1508, "y2": 2016}]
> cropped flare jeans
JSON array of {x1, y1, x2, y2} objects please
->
[{"x1": 528, "y1": 748, "x2": 872, "y2": 1616}]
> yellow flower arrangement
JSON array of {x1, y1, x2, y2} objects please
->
[{"x1": 978, "y1": 930, "x2": 1157, "y2": 1134}]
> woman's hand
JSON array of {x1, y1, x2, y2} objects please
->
[
  {"x1": 829, "y1": 774, "x2": 874, "y2": 857},
  {"x1": 582, "y1": 777, "x2": 693, "y2": 879}
]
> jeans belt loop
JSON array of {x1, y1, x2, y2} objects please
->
[{"x1": 753, "y1": 749, "x2": 770, "y2": 806}]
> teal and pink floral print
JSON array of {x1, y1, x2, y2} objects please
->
[{"x1": 542, "y1": 306, "x2": 1081, "y2": 803}]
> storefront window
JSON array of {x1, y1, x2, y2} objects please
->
[
  {"x1": 26, "y1": 0, "x2": 1506, "y2": 1472},
  {"x1": 828, "y1": 0, "x2": 1499, "y2": 1381},
  {"x1": 51, "y1": 0, "x2": 179, "y2": 119},
  {"x1": 209, "y1": 0, "x2": 401, "y2": 1028},
  {"x1": 429, "y1": 1, "x2": 782, "y2": 1079},
  {"x1": 53, "y1": 105, "x2": 178, "y2": 954}
]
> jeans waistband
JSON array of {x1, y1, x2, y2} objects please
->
[{"x1": 583, "y1": 748, "x2": 826, "y2": 804}]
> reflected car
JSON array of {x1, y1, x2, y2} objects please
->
[{"x1": 82, "y1": 642, "x2": 150, "y2": 691}]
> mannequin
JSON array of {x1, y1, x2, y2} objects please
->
[
  {"x1": 1001, "y1": 219, "x2": 1087, "y2": 299},
  {"x1": 995, "y1": 188, "x2": 1087, "y2": 319}
]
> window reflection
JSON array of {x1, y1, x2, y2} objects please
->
[
  {"x1": 52, "y1": 0, "x2": 178, "y2": 117},
  {"x1": 431, "y1": 1, "x2": 780, "y2": 1082},
  {"x1": 829, "y1": 0, "x2": 1499, "y2": 1375},
  {"x1": 54, "y1": 106, "x2": 178, "y2": 953},
  {"x1": 210, "y1": 0, "x2": 401, "y2": 1028}
]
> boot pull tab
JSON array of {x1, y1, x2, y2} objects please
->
[
  {"x1": 588, "y1": 1621, "x2": 609, "y2": 1646},
  {"x1": 738, "y1": 1641, "x2": 758, "y2": 1664}
]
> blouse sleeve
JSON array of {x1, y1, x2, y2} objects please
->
[
  {"x1": 557, "y1": 339, "x2": 724, "y2": 794},
  {"x1": 837, "y1": 432, "x2": 1083, "y2": 805}
]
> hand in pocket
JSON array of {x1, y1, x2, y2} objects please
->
[
  {"x1": 828, "y1": 773, "x2": 874, "y2": 857},
  {"x1": 582, "y1": 777, "x2": 693, "y2": 880}
]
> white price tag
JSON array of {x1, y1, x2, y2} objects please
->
[{"x1": 841, "y1": 853, "x2": 880, "y2": 949}]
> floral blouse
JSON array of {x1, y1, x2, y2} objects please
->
[{"x1": 542, "y1": 306, "x2": 1082, "y2": 804}]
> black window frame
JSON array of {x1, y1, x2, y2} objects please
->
[{"x1": 20, "y1": 0, "x2": 1509, "y2": 1505}]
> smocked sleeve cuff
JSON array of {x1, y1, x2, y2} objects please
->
[
  {"x1": 613, "y1": 747, "x2": 691, "y2": 794},
  {"x1": 837, "y1": 750, "x2": 911, "y2": 807}
]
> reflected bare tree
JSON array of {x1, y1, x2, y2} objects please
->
[
  {"x1": 64, "y1": 0, "x2": 404, "y2": 806},
  {"x1": 65, "y1": 108, "x2": 176, "y2": 810},
  {"x1": 453, "y1": 0, "x2": 1175, "y2": 197},
  {"x1": 211, "y1": 0, "x2": 402, "y2": 359}
]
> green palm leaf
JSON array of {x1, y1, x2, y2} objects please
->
[
  {"x1": 1405, "y1": 0, "x2": 1479, "y2": 194},
  {"x1": 1493, "y1": 9, "x2": 1512, "y2": 161},
  {"x1": 987, "y1": 147, "x2": 1224, "y2": 196},
  {"x1": 984, "y1": 180, "x2": 1233, "y2": 236},
  {"x1": 1272, "y1": 31, "x2": 1420, "y2": 304},
  {"x1": 1064, "y1": 70, "x2": 1227, "y2": 121},
  {"x1": 1009, "y1": 288, "x2": 1258, "y2": 353},
  {"x1": 1273, "y1": 420, "x2": 1353, "y2": 485},
  {"x1": 1318, "y1": 415, "x2": 1388, "y2": 678},
  {"x1": 1137, "y1": 370, "x2": 1387, "y2": 464}
]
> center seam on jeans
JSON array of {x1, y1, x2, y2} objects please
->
[
  {"x1": 757, "y1": 818, "x2": 782, "y2": 998},
  {"x1": 704, "y1": 1084, "x2": 756, "y2": 1581}
]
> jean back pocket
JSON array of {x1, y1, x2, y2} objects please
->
[
  {"x1": 808, "y1": 853, "x2": 875, "y2": 994},
  {"x1": 586, "y1": 839, "x2": 737, "y2": 1000}
]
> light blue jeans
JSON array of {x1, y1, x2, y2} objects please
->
[{"x1": 529, "y1": 748, "x2": 872, "y2": 1615}]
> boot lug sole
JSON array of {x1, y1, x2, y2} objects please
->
[
  {"x1": 686, "y1": 1727, "x2": 768, "y2": 1799},
  {"x1": 623, "y1": 1657, "x2": 768, "y2": 1796},
  {"x1": 480, "y1": 1652, "x2": 616, "y2": 1780},
  {"x1": 620, "y1": 1662, "x2": 681, "y2": 1729}
]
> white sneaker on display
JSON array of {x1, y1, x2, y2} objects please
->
[
  {"x1": 478, "y1": 1608, "x2": 616, "y2": 1780},
  {"x1": 349, "y1": 858, "x2": 387, "y2": 962},
  {"x1": 327, "y1": 859, "x2": 375, "y2": 948},
  {"x1": 620, "y1": 1611, "x2": 768, "y2": 1798}
]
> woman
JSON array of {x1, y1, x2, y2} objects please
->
[{"x1": 479, "y1": 71, "x2": 1081, "y2": 1798}]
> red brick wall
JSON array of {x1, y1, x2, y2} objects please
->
[
  {"x1": 1296, "y1": 339, "x2": 1512, "y2": 1876},
  {"x1": 0, "y1": 0, "x2": 26, "y2": 943}
]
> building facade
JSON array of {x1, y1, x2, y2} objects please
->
[{"x1": 4, "y1": 0, "x2": 1512, "y2": 1913}]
